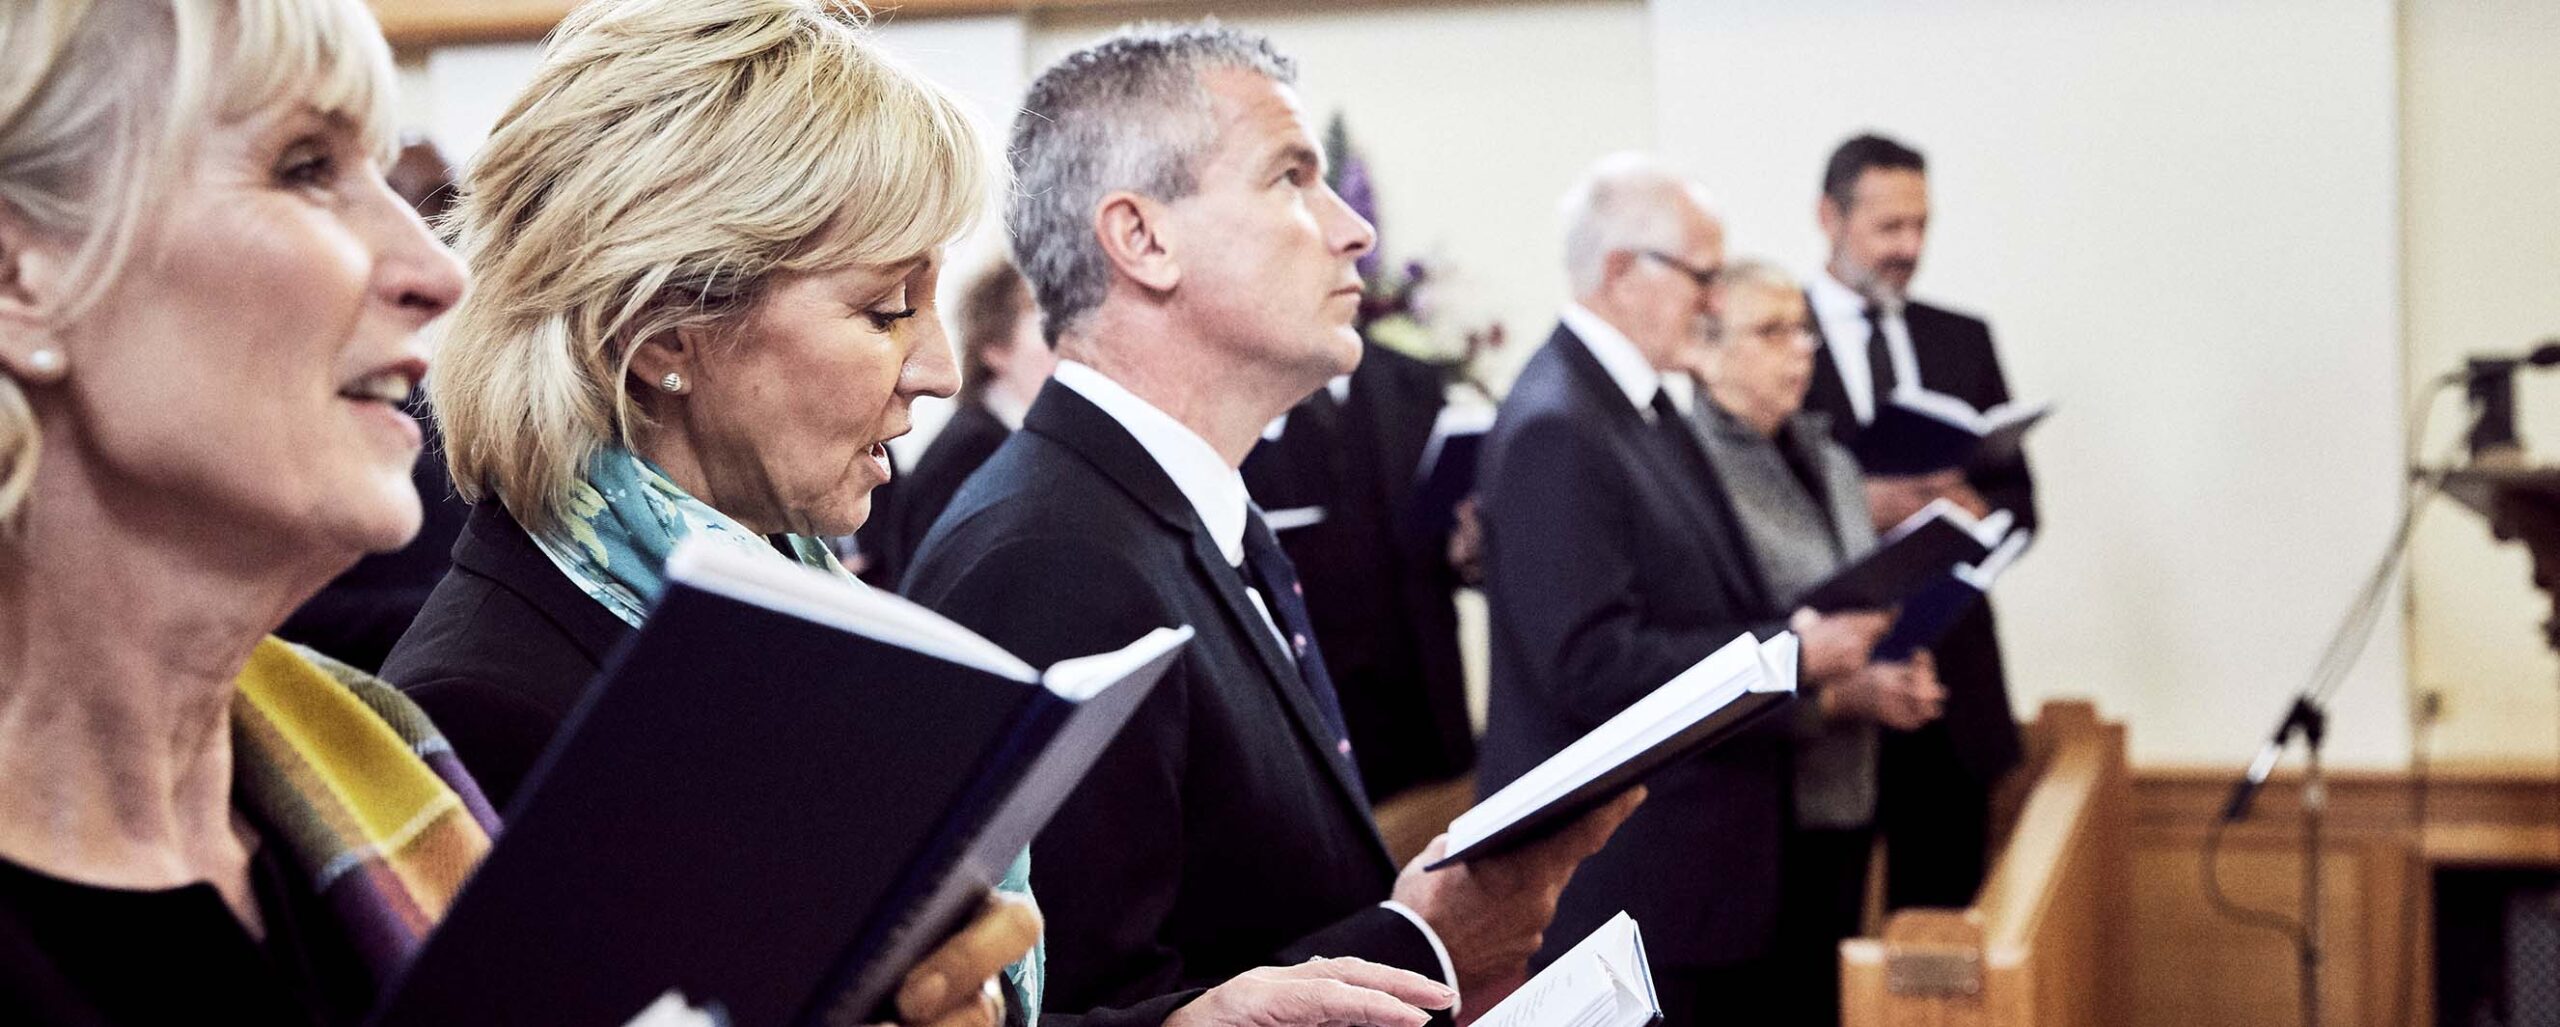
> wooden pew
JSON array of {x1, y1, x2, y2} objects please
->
[{"x1": 1843, "y1": 700, "x2": 2132, "y2": 1027}]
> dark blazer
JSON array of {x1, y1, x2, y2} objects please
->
[
  {"x1": 1475, "y1": 325, "x2": 1795, "y2": 969},
  {"x1": 1802, "y1": 296, "x2": 2030, "y2": 782},
  {"x1": 379, "y1": 502, "x2": 1193, "y2": 1027},
  {"x1": 901, "y1": 380, "x2": 1446, "y2": 1015},
  {"x1": 865, "y1": 399, "x2": 1013, "y2": 589},
  {"x1": 1240, "y1": 344, "x2": 1474, "y2": 800}
]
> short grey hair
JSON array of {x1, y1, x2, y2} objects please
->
[
  {"x1": 1704, "y1": 257, "x2": 1800, "y2": 345},
  {"x1": 1558, "y1": 152, "x2": 1717, "y2": 297},
  {"x1": 1007, "y1": 22, "x2": 1296, "y2": 344}
]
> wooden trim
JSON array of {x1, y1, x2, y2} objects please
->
[{"x1": 368, "y1": 0, "x2": 1272, "y2": 47}]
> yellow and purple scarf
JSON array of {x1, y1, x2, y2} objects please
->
[{"x1": 229, "y1": 638, "x2": 499, "y2": 991}]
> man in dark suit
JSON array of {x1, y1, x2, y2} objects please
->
[
  {"x1": 1476, "y1": 154, "x2": 1891, "y2": 1027},
  {"x1": 1241, "y1": 341, "x2": 1475, "y2": 802},
  {"x1": 1799, "y1": 133, "x2": 2038, "y2": 910},
  {"x1": 902, "y1": 25, "x2": 1637, "y2": 1021}
]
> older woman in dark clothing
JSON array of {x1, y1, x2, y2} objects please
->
[{"x1": 1680, "y1": 258, "x2": 1945, "y2": 1027}]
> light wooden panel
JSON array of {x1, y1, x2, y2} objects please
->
[
  {"x1": 2125, "y1": 768, "x2": 2558, "y2": 1027},
  {"x1": 1844, "y1": 701, "x2": 2130, "y2": 1027}
]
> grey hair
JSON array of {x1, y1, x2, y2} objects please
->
[
  {"x1": 1558, "y1": 151, "x2": 1717, "y2": 297},
  {"x1": 1703, "y1": 257, "x2": 1800, "y2": 345},
  {"x1": 1006, "y1": 21, "x2": 1295, "y2": 344}
]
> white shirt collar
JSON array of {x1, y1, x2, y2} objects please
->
[
  {"x1": 1805, "y1": 269, "x2": 1871, "y2": 326},
  {"x1": 1051, "y1": 360, "x2": 1251, "y2": 565},
  {"x1": 1559, "y1": 303, "x2": 1665, "y2": 418},
  {"x1": 983, "y1": 388, "x2": 1032, "y2": 432}
]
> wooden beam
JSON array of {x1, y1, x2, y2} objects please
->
[{"x1": 369, "y1": 0, "x2": 1185, "y2": 47}]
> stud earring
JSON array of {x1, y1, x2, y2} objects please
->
[
  {"x1": 24, "y1": 349, "x2": 61, "y2": 380},
  {"x1": 659, "y1": 371, "x2": 685, "y2": 394}
]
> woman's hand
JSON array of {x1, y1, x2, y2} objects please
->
[
  {"x1": 1166, "y1": 958, "x2": 1459, "y2": 1027},
  {"x1": 891, "y1": 892, "x2": 1043, "y2": 1027}
]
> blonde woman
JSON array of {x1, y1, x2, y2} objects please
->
[
  {"x1": 380, "y1": 3, "x2": 1452, "y2": 1027},
  {"x1": 0, "y1": 2, "x2": 1030, "y2": 1025},
  {"x1": 0, "y1": 0, "x2": 476, "y2": 1022}
]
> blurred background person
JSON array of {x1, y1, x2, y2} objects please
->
[
  {"x1": 1800, "y1": 133, "x2": 2035, "y2": 911},
  {"x1": 1476, "y1": 154, "x2": 1893, "y2": 1027},
  {"x1": 1241, "y1": 336, "x2": 1476, "y2": 803},
  {"x1": 1679, "y1": 258, "x2": 1944, "y2": 1026}
]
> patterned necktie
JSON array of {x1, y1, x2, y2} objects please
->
[
  {"x1": 1865, "y1": 303, "x2": 1899, "y2": 404},
  {"x1": 1239, "y1": 511, "x2": 1365, "y2": 801}
]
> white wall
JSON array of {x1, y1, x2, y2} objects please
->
[
  {"x1": 2401, "y1": 0, "x2": 2560, "y2": 767},
  {"x1": 1652, "y1": 0, "x2": 2411, "y2": 768}
]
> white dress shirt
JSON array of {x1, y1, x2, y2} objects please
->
[
  {"x1": 1048, "y1": 359, "x2": 1460, "y2": 998},
  {"x1": 1806, "y1": 271, "x2": 1920, "y2": 424},
  {"x1": 1559, "y1": 303, "x2": 1668, "y2": 420}
]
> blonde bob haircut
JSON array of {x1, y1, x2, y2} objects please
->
[
  {"x1": 0, "y1": 0, "x2": 399, "y2": 522},
  {"x1": 435, "y1": 0, "x2": 992, "y2": 534}
]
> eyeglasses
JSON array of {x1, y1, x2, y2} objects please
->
[{"x1": 1640, "y1": 250, "x2": 1721, "y2": 290}]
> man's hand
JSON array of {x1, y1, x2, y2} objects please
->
[
  {"x1": 1790, "y1": 607, "x2": 1892, "y2": 684},
  {"x1": 1864, "y1": 470, "x2": 1968, "y2": 530},
  {"x1": 1816, "y1": 655, "x2": 1947, "y2": 732},
  {"x1": 1390, "y1": 787, "x2": 1646, "y2": 1010},
  {"x1": 893, "y1": 892, "x2": 1042, "y2": 1027},
  {"x1": 1164, "y1": 958, "x2": 1457, "y2": 1027},
  {"x1": 1447, "y1": 496, "x2": 1486, "y2": 587}
]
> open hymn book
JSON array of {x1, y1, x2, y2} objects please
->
[
  {"x1": 1852, "y1": 386, "x2": 2052, "y2": 477},
  {"x1": 373, "y1": 539, "x2": 1191, "y2": 1027},
  {"x1": 1473, "y1": 913, "x2": 1660, "y2": 1027},
  {"x1": 1428, "y1": 632, "x2": 1798, "y2": 869}
]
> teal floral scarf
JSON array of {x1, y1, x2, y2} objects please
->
[{"x1": 526, "y1": 446, "x2": 1045, "y2": 1020}]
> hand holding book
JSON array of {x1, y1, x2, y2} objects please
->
[
  {"x1": 889, "y1": 893, "x2": 1042, "y2": 1027},
  {"x1": 1391, "y1": 788, "x2": 1649, "y2": 1010}
]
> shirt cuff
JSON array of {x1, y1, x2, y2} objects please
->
[{"x1": 1377, "y1": 900, "x2": 1462, "y2": 1014}]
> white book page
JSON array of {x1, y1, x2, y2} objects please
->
[
  {"x1": 1475, "y1": 913, "x2": 1649, "y2": 1027},
  {"x1": 1443, "y1": 634, "x2": 1766, "y2": 855},
  {"x1": 1414, "y1": 403, "x2": 1498, "y2": 481},
  {"x1": 1956, "y1": 528, "x2": 2035, "y2": 591},
  {"x1": 1885, "y1": 385, "x2": 1989, "y2": 432},
  {"x1": 666, "y1": 539, "x2": 1038, "y2": 683},
  {"x1": 1043, "y1": 626, "x2": 1191, "y2": 701},
  {"x1": 1983, "y1": 399, "x2": 2054, "y2": 433}
]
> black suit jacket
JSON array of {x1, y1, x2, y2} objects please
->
[
  {"x1": 380, "y1": 502, "x2": 1191, "y2": 1027},
  {"x1": 901, "y1": 380, "x2": 1445, "y2": 1014},
  {"x1": 860, "y1": 400, "x2": 1014, "y2": 590},
  {"x1": 1803, "y1": 295, "x2": 2030, "y2": 782},
  {"x1": 1240, "y1": 344, "x2": 1474, "y2": 800},
  {"x1": 1476, "y1": 326, "x2": 1794, "y2": 968}
]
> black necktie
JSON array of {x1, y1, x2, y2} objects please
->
[
  {"x1": 1651, "y1": 389, "x2": 1713, "y2": 485},
  {"x1": 1239, "y1": 513, "x2": 1364, "y2": 800},
  {"x1": 1864, "y1": 304, "x2": 1899, "y2": 403}
]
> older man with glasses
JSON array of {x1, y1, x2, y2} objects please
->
[{"x1": 1475, "y1": 154, "x2": 1896, "y2": 1026}]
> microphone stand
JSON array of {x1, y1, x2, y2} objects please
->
[{"x1": 2222, "y1": 695, "x2": 2327, "y2": 1027}]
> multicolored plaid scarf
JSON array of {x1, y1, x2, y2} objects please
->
[{"x1": 230, "y1": 637, "x2": 500, "y2": 992}]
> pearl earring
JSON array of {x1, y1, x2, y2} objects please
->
[
  {"x1": 659, "y1": 372, "x2": 685, "y2": 393},
  {"x1": 24, "y1": 349, "x2": 61, "y2": 378}
]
